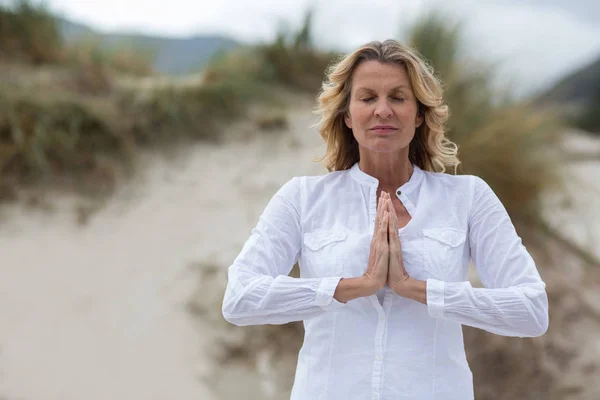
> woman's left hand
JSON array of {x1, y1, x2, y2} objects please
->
[{"x1": 384, "y1": 194, "x2": 413, "y2": 297}]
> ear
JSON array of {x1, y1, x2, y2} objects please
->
[
  {"x1": 344, "y1": 112, "x2": 352, "y2": 129},
  {"x1": 415, "y1": 111, "x2": 424, "y2": 128}
]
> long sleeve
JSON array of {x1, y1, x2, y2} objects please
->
[
  {"x1": 222, "y1": 177, "x2": 345, "y2": 327},
  {"x1": 426, "y1": 176, "x2": 549, "y2": 337}
]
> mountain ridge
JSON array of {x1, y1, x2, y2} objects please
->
[{"x1": 57, "y1": 17, "x2": 240, "y2": 75}]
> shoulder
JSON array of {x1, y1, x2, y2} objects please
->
[
  {"x1": 275, "y1": 169, "x2": 350, "y2": 202},
  {"x1": 295, "y1": 169, "x2": 349, "y2": 191},
  {"x1": 421, "y1": 168, "x2": 475, "y2": 194},
  {"x1": 423, "y1": 169, "x2": 492, "y2": 191},
  {"x1": 420, "y1": 170, "x2": 499, "y2": 213}
]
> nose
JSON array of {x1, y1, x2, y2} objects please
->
[{"x1": 374, "y1": 99, "x2": 393, "y2": 119}]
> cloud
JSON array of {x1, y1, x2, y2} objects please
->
[
  {"x1": 47, "y1": 0, "x2": 600, "y2": 94},
  {"x1": 463, "y1": 2, "x2": 600, "y2": 94},
  {"x1": 494, "y1": 0, "x2": 600, "y2": 26}
]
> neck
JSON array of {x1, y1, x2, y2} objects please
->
[{"x1": 358, "y1": 150, "x2": 414, "y2": 192}]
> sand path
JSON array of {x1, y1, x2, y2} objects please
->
[
  {"x1": 0, "y1": 105, "x2": 599, "y2": 399},
  {"x1": 0, "y1": 105, "x2": 326, "y2": 400}
]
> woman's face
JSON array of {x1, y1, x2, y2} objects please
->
[{"x1": 344, "y1": 60, "x2": 423, "y2": 155}]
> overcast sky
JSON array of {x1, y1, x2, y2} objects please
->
[{"x1": 43, "y1": 0, "x2": 600, "y2": 95}]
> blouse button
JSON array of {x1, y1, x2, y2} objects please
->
[{"x1": 396, "y1": 189, "x2": 402, "y2": 196}]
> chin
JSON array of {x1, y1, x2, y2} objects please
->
[{"x1": 366, "y1": 141, "x2": 411, "y2": 153}]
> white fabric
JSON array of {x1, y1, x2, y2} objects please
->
[{"x1": 222, "y1": 162, "x2": 548, "y2": 400}]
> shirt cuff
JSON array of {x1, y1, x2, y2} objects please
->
[
  {"x1": 315, "y1": 277, "x2": 346, "y2": 311},
  {"x1": 426, "y1": 278, "x2": 446, "y2": 318}
]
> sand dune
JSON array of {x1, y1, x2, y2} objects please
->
[
  {"x1": 0, "y1": 106, "x2": 326, "y2": 400},
  {"x1": 0, "y1": 106, "x2": 599, "y2": 399}
]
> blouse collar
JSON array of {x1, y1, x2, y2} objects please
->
[{"x1": 349, "y1": 162, "x2": 424, "y2": 195}]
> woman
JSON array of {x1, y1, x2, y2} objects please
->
[{"x1": 222, "y1": 39, "x2": 548, "y2": 400}]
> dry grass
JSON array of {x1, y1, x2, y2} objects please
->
[
  {"x1": 575, "y1": 88, "x2": 600, "y2": 134},
  {"x1": 0, "y1": 74, "x2": 261, "y2": 201},
  {"x1": 0, "y1": 4, "x2": 334, "y2": 203},
  {"x1": 197, "y1": 10, "x2": 600, "y2": 400},
  {"x1": 408, "y1": 11, "x2": 600, "y2": 399},
  {"x1": 0, "y1": 0, "x2": 63, "y2": 64},
  {"x1": 63, "y1": 37, "x2": 155, "y2": 78},
  {"x1": 202, "y1": 10, "x2": 336, "y2": 94},
  {"x1": 0, "y1": 90, "x2": 130, "y2": 197},
  {"x1": 3, "y1": 3, "x2": 599, "y2": 397},
  {"x1": 187, "y1": 261, "x2": 303, "y2": 393},
  {"x1": 0, "y1": 1, "x2": 154, "y2": 76},
  {"x1": 407, "y1": 12, "x2": 565, "y2": 234}
]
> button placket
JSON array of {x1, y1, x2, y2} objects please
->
[{"x1": 370, "y1": 295, "x2": 387, "y2": 400}]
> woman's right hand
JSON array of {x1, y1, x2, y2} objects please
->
[{"x1": 362, "y1": 191, "x2": 390, "y2": 295}]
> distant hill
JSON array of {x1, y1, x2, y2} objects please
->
[
  {"x1": 57, "y1": 18, "x2": 240, "y2": 75},
  {"x1": 537, "y1": 54, "x2": 600, "y2": 132},
  {"x1": 538, "y1": 55, "x2": 600, "y2": 108}
]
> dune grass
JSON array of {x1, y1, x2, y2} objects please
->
[
  {"x1": 0, "y1": 0, "x2": 63, "y2": 64},
  {"x1": 64, "y1": 36, "x2": 155, "y2": 77},
  {"x1": 406, "y1": 11, "x2": 599, "y2": 399},
  {"x1": 199, "y1": 10, "x2": 600, "y2": 400},
  {"x1": 0, "y1": 3, "x2": 332, "y2": 202},
  {"x1": 406, "y1": 12, "x2": 565, "y2": 234},
  {"x1": 203, "y1": 10, "x2": 334, "y2": 94},
  {"x1": 2, "y1": 3, "x2": 598, "y2": 397},
  {"x1": 575, "y1": 86, "x2": 600, "y2": 133}
]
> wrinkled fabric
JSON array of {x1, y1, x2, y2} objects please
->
[{"x1": 222, "y1": 163, "x2": 548, "y2": 400}]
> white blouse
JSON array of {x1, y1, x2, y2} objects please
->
[{"x1": 222, "y1": 162, "x2": 548, "y2": 400}]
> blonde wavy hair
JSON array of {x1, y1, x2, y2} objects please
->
[{"x1": 314, "y1": 39, "x2": 459, "y2": 173}]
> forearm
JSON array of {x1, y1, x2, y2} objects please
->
[
  {"x1": 426, "y1": 279, "x2": 549, "y2": 337},
  {"x1": 406, "y1": 279, "x2": 427, "y2": 304},
  {"x1": 390, "y1": 278, "x2": 427, "y2": 304},
  {"x1": 223, "y1": 273, "x2": 345, "y2": 326},
  {"x1": 333, "y1": 276, "x2": 378, "y2": 303}
]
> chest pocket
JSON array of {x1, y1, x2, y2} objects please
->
[
  {"x1": 302, "y1": 230, "x2": 348, "y2": 278},
  {"x1": 423, "y1": 227, "x2": 467, "y2": 280}
]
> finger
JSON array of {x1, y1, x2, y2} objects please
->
[
  {"x1": 388, "y1": 217, "x2": 401, "y2": 263},
  {"x1": 393, "y1": 208, "x2": 400, "y2": 239},
  {"x1": 391, "y1": 215, "x2": 404, "y2": 266},
  {"x1": 379, "y1": 211, "x2": 389, "y2": 240},
  {"x1": 378, "y1": 193, "x2": 388, "y2": 224},
  {"x1": 385, "y1": 194, "x2": 393, "y2": 216},
  {"x1": 375, "y1": 194, "x2": 385, "y2": 227},
  {"x1": 383, "y1": 192, "x2": 390, "y2": 213},
  {"x1": 381, "y1": 211, "x2": 388, "y2": 229},
  {"x1": 390, "y1": 214, "x2": 400, "y2": 247},
  {"x1": 387, "y1": 210, "x2": 398, "y2": 254},
  {"x1": 387, "y1": 195, "x2": 399, "y2": 227}
]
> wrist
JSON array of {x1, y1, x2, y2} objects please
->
[
  {"x1": 360, "y1": 275, "x2": 381, "y2": 296},
  {"x1": 334, "y1": 276, "x2": 378, "y2": 303},
  {"x1": 391, "y1": 278, "x2": 427, "y2": 304},
  {"x1": 406, "y1": 278, "x2": 427, "y2": 304}
]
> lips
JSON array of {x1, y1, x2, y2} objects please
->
[{"x1": 370, "y1": 125, "x2": 397, "y2": 134}]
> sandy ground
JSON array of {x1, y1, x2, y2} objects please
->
[
  {"x1": 548, "y1": 130, "x2": 600, "y2": 260},
  {"x1": 0, "y1": 105, "x2": 327, "y2": 400},
  {"x1": 0, "y1": 105, "x2": 599, "y2": 399}
]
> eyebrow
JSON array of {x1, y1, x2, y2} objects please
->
[{"x1": 355, "y1": 85, "x2": 410, "y2": 92}]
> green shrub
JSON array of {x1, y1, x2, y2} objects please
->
[{"x1": 0, "y1": 0, "x2": 62, "y2": 64}]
